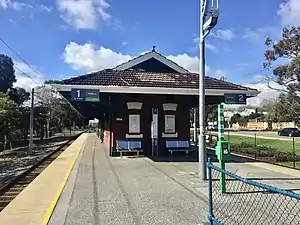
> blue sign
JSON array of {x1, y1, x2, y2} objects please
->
[
  {"x1": 71, "y1": 89, "x2": 99, "y2": 102},
  {"x1": 71, "y1": 89, "x2": 85, "y2": 101},
  {"x1": 224, "y1": 94, "x2": 246, "y2": 104}
]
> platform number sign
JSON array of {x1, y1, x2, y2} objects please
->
[
  {"x1": 71, "y1": 89, "x2": 99, "y2": 102},
  {"x1": 224, "y1": 94, "x2": 246, "y2": 105}
]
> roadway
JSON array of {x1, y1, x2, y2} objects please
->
[{"x1": 224, "y1": 130, "x2": 300, "y2": 142}]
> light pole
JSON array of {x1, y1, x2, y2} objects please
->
[{"x1": 199, "y1": 0, "x2": 219, "y2": 180}]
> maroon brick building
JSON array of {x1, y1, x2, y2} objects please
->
[{"x1": 54, "y1": 49, "x2": 259, "y2": 157}]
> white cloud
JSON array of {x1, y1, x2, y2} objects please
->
[
  {"x1": 63, "y1": 42, "x2": 132, "y2": 71},
  {"x1": 57, "y1": 0, "x2": 112, "y2": 30},
  {"x1": 246, "y1": 82, "x2": 280, "y2": 107},
  {"x1": 211, "y1": 29, "x2": 236, "y2": 41},
  {"x1": 278, "y1": 0, "x2": 300, "y2": 26},
  {"x1": 1, "y1": 0, "x2": 52, "y2": 14},
  {"x1": 243, "y1": 27, "x2": 281, "y2": 43},
  {"x1": 193, "y1": 37, "x2": 220, "y2": 54},
  {"x1": 40, "y1": 4, "x2": 53, "y2": 12},
  {"x1": 13, "y1": 61, "x2": 45, "y2": 91},
  {"x1": 205, "y1": 43, "x2": 219, "y2": 53},
  {"x1": 0, "y1": 0, "x2": 33, "y2": 10},
  {"x1": 122, "y1": 41, "x2": 128, "y2": 46},
  {"x1": 62, "y1": 41, "x2": 228, "y2": 79},
  {"x1": 0, "y1": 0, "x2": 10, "y2": 8}
]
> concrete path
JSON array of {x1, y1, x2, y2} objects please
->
[
  {"x1": 49, "y1": 134, "x2": 300, "y2": 225},
  {"x1": 49, "y1": 134, "x2": 209, "y2": 225}
]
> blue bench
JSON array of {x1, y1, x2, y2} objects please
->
[
  {"x1": 116, "y1": 140, "x2": 143, "y2": 157},
  {"x1": 165, "y1": 140, "x2": 192, "y2": 156}
]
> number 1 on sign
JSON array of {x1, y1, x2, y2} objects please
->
[{"x1": 77, "y1": 90, "x2": 80, "y2": 98}]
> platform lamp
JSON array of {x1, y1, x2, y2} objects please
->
[{"x1": 199, "y1": 0, "x2": 219, "y2": 180}]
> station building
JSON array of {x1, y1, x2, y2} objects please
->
[{"x1": 53, "y1": 48, "x2": 259, "y2": 157}]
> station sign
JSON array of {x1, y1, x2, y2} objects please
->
[
  {"x1": 224, "y1": 94, "x2": 246, "y2": 104},
  {"x1": 71, "y1": 89, "x2": 99, "y2": 102}
]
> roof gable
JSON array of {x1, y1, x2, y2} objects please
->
[{"x1": 113, "y1": 50, "x2": 190, "y2": 73}]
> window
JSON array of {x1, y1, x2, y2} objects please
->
[
  {"x1": 165, "y1": 115, "x2": 175, "y2": 133},
  {"x1": 129, "y1": 114, "x2": 140, "y2": 133}
]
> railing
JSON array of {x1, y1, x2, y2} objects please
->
[{"x1": 207, "y1": 158, "x2": 300, "y2": 225}]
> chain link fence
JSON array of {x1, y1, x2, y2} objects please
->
[
  {"x1": 207, "y1": 159, "x2": 300, "y2": 225},
  {"x1": 205, "y1": 131, "x2": 300, "y2": 170}
]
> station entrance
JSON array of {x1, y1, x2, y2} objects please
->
[{"x1": 53, "y1": 48, "x2": 259, "y2": 157}]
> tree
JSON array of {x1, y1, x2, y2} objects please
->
[
  {"x1": 230, "y1": 113, "x2": 242, "y2": 126},
  {"x1": 262, "y1": 93, "x2": 300, "y2": 123},
  {"x1": 8, "y1": 87, "x2": 30, "y2": 106},
  {"x1": 264, "y1": 26, "x2": 300, "y2": 99},
  {"x1": 0, "y1": 93, "x2": 21, "y2": 150},
  {"x1": 0, "y1": 54, "x2": 16, "y2": 93},
  {"x1": 189, "y1": 105, "x2": 218, "y2": 126}
]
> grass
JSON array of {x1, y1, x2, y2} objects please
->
[
  {"x1": 190, "y1": 130, "x2": 300, "y2": 154},
  {"x1": 224, "y1": 134, "x2": 300, "y2": 155}
]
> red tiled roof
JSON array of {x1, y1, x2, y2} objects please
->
[{"x1": 62, "y1": 69, "x2": 257, "y2": 91}]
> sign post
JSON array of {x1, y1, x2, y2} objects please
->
[
  {"x1": 151, "y1": 108, "x2": 158, "y2": 157},
  {"x1": 215, "y1": 93, "x2": 247, "y2": 193},
  {"x1": 215, "y1": 103, "x2": 230, "y2": 193}
]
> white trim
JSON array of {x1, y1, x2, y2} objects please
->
[
  {"x1": 125, "y1": 134, "x2": 143, "y2": 138},
  {"x1": 162, "y1": 132, "x2": 178, "y2": 138},
  {"x1": 53, "y1": 84, "x2": 260, "y2": 97},
  {"x1": 127, "y1": 102, "x2": 143, "y2": 110},
  {"x1": 162, "y1": 103, "x2": 177, "y2": 111},
  {"x1": 113, "y1": 51, "x2": 190, "y2": 73}
]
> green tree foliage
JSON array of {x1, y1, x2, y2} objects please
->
[
  {"x1": 0, "y1": 54, "x2": 16, "y2": 93},
  {"x1": 8, "y1": 87, "x2": 30, "y2": 106},
  {"x1": 264, "y1": 26, "x2": 300, "y2": 98},
  {"x1": 262, "y1": 93, "x2": 300, "y2": 123},
  {"x1": 0, "y1": 93, "x2": 21, "y2": 149},
  {"x1": 190, "y1": 105, "x2": 218, "y2": 126},
  {"x1": 230, "y1": 113, "x2": 242, "y2": 126}
]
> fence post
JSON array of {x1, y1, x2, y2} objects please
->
[
  {"x1": 207, "y1": 158, "x2": 214, "y2": 225},
  {"x1": 228, "y1": 130, "x2": 230, "y2": 142},
  {"x1": 254, "y1": 133, "x2": 257, "y2": 159},
  {"x1": 293, "y1": 137, "x2": 295, "y2": 169}
]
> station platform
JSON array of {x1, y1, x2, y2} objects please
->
[{"x1": 0, "y1": 133, "x2": 299, "y2": 225}]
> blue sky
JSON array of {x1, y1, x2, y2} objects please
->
[{"x1": 0, "y1": 0, "x2": 299, "y2": 106}]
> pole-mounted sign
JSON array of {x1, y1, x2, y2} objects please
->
[
  {"x1": 224, "y1": 94, "x2": 246, "y2": 104},
  {"x1": 199, "y1": 0, "x2": 220, "y2": 181}
]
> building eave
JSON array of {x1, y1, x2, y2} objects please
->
[{"x1": 52, "y1": 84, "x2": 260, "y2": 97}]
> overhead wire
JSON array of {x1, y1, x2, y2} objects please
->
[{"x1": 0, "y1": 36, "x2": 83, "y2": 118}]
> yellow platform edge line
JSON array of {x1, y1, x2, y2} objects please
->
[{"x1": 40, "y1": 133, "x2": 88, "y2": 225}]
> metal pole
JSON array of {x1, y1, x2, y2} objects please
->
[
  {"x1": 207, "y1": 158, "x2": 214, "y2": 224},
  {"x1": 193, "y1": 108, "x2": 197, "y2": 143},
  {"x1": 293, "y1": 137, "x2": 295, "y2": 169},
  {"x1": 29, "y1": 88, "x2": 34, "y2": 153},
  {"x1": 199, "y1": 0, "x2": 207, "y2": 180}
]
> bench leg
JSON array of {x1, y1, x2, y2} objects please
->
[
  {"x1": 120, "y1": 151, "x2": 122, "y2": 158},
  {"x1": 137, "y1": 151, "x2": 139, "y2": 157},
  {"x1": 170, "y1": 151, "x2": 173, "y2": 156},
  {"x1": 185, "y1": 150, "x2": 188, "y2": 156}
]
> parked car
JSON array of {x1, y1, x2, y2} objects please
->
[{"x1": 278, "y1": 128, "x2": 300, "y2": 137}]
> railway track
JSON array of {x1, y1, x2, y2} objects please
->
[{"x1": 0, "y1": 134, "x2": 81, "y2": 212}]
